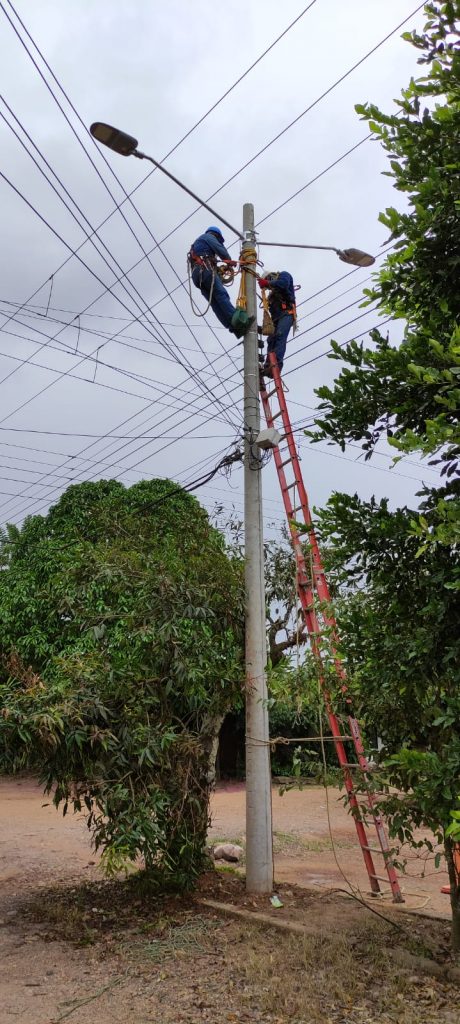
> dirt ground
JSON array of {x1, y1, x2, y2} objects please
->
[
  {"x1": 0, "y1": 776, "x2": 457, "y2": 1024},
  {"x1": 211, "y1": 781, "x2": 451, "y2": 916}
]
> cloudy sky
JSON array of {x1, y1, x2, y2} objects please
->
[{"x1": 0, "y1": 0, "x2": 435, "y2": 536}]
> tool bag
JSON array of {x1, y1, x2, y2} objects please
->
[{"x1": 260, "y1": 289, "x2": 274, "y2": 336}]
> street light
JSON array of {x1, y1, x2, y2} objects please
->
[
  {"x1": 90, "y1": 122, "x2": 375, "y2": 268},
  {"x1": 257, "y1": 240, "x2": 375, "y2": 267},
  {"x1": 90, "y1": 121, "x2": 244, "y2": 240}
]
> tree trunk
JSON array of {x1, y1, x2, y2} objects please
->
[
  {"x1": 200, "y1": 712, "x2": 225, "y2": 786},
  {"x1": 444, "y1": 837, "x2": 460, "y2": 955}
]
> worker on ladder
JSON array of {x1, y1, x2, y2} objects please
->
[
  {"x1": 188, "y1": 227, "x2": 255, "y2": 338},
  {"x1": 258, "y1": 271, "x2": 297, "y2": 376}
]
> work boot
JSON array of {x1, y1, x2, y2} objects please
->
[
  {"x1": 263, "y1": 359, "x2": 282, "y2": 379},
  {"x1": 232, "y1": 313, "x2": 255, "y2": 339}
]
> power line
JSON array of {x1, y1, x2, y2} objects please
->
[
  {"x1": 0, "y1": 348, "x2": 243, "y2": 522},
  {"x1": 1, "y1": 0, "x2": 423, "y2": 359},
  {"x1": 0, "y1": 0, "x2": 319, "y2": 352},
  {"x1": 256, "y1": 134, "x2": 372, "y2": 228},
  {"x1": 0, "y1": 435, "x2": 236, "y2": 490},
  {"x1": 285, "y1": 316, "x2": 394, "y2": 375},
  {"x1": 296, "y1": 440, "x2": 434, "y2": 484},
  {"x1": 0, "y1": 427, "x2": 233, "y2": 440},
  {"x1": 156, "y1": 1, "x2": 319, "y2": 160},
  {"x1": 0, "y1": 29, "x2": 393, "y2": 464},
  {"x1": 1, "y1": 444, "x2": 245, "y2": 547},
  {"x1": 137, "y1": 2, "x2": 427, "y2": 252},
  {"x1": 0, "y1": 316, "x2": 241, "y2": 424},
  {"x1": 0, "y1": 2, "x2": 422, "y2": 520},
  {"x1": 1, "y1": 3, "x2": 243, "y2": 398},
  {"x1": 0, "y1": 114, "x2": 239, "y2": 432},
  {"x1": 0, "y1": 300, "x2": 227, "y2": 353},
  {"x1": 0, "y1": 170, "x2": 241, "y2": 443},
  {"x1": 39, "y1": 299, "x2": 391, "y2": 516},
  {"x1": 0, "y1": 296, "x2": 389, "y2": 523}
]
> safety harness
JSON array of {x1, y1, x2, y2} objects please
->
[
  {"x1": 260, "y1": 287, "x2": 297, "y2": 336},
  {"x1": 187, "y1": 249, "x2": 238, "y2": 317},
  {"x1": 188, "y1": 247, "x2": 216, "y2": 271}
]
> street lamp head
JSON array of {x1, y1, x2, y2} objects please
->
[
  {"x1": 90, "y1": 122, "x2": 138, "y2": 157},
  {"x1": 337, "y1": 248, "x2": 375, "y2": 267}
]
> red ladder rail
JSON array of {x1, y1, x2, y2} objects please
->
[{"x1": 260, "y1": 352, "x2": 403, "y2": 902}]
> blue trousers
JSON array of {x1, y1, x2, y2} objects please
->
[
  {"x1": 192, "y1": 265, "x2": 236, "y2": 331},
  {"x1": 266, "y1": 313, "x2": 294, "y2": 369}
]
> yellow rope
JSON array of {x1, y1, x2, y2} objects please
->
[{"x1": 236, "y1": 247, "x2": 257, "y2": 310}]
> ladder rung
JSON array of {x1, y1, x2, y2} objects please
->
[
  {"x1": 271, "y1": 409, "x2": 284, "y2": 421},
  {"x1": 362, "y1": 846, "x2": 386, "y2": 855},
  {"x1": 368, "y1": 874, "x2": 392, "y2": 883},
  {"x1": 291, "y1": 506, "x2": 304, "y2": 515},
  {"x1": 265, "y1": 388, "x2": 278, "y2": 399},
  {"x1": 278, "y1": 457, "x2": 292, "y2": 468},
  {"x1": 340, "y1": 762, "x2": 363, "y2": 769}
]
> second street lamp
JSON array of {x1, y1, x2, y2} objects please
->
[{"x1": 258, "y1": 240, "x2": 375, "y2": 267}]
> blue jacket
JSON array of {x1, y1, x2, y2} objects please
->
[
  {"x1": 191, "y1": 231, "x2": 232, "y2": 263},
  {"x1": 267, "y1": 271, "x2": 296, "y2": 319}
]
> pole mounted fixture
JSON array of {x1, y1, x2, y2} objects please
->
[
  {"x1": 90, "y1": 121, "x2": 244, "y2": 240},
  {"x1": 258, "y1": 240, "x2": 375, "y2": 267},
  {"x1": 90, "y1": 122, "x2": 138, "y2": 156}
]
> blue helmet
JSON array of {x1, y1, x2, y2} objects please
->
[{"x1": 207, "y1": 225, "x2": 224, "y2": 242}]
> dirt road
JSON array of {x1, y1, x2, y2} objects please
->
[
  {"x1": 1, "y1": 777, "x2": 450, "y2": 914},
  {"x1": 0, "y1": 777, "x2": 454, "y2": 1024}
]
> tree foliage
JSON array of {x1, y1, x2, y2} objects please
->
[
  {"x1": 309, "y1": 2, "x2": 460, "y2": 948},
  {"x1": 311, "y1": 1, "x2": 460, "y2": 548},
  {"x1": 0, "y1": 480, "x2": 244, "y2": 888}
]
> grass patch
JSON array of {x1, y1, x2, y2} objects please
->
[
  {"x1": 238, "y1": 919, "x2": 450, "y2": 1024},
  {"x1": 126, "y1": 916, "x2": 220, "y2": 964}
]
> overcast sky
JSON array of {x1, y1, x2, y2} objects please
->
[{"x1": 0, "y1": 0, "x2": 436, "y2": 536}]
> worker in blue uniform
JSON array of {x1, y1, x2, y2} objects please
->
[
  {"x1": 189, "y1": 227, "x2": 254, "y2": 338},
  {"x1": 258, "y1": 271, "x2": 297, "y2": 376}
]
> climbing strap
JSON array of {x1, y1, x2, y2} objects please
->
[{"x1": 186, "y1": 255, "x2": 216, "y2": 318}]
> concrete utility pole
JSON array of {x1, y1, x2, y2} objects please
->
[{"x1": 242, "y1": 203, "x2": 273, "y2": 893}]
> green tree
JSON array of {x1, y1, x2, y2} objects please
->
[
  {"x1": 0, "y1": 479, "x2": 244, "y2": 888},
  {"x1": 312, "y1": 1, "x2": 460, "y2": 548},
  {"x1": 309, "y1": 1, "x2": 460, "y2": 949}
]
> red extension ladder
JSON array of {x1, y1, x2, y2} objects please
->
[{"x1": 259, "y1": 351, "x2": 403, "y2": 902}]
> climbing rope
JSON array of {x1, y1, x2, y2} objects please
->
[
  {"x1": 216, "y1": 263, "x2": 236, "y2": 287},
  {"x1": 186, "y1": 258, "x2": 217, "y2": 318}
]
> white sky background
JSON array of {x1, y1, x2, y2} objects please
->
[{"x1": 0, "y1": 0, "x2": 437, "y2": 536}]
